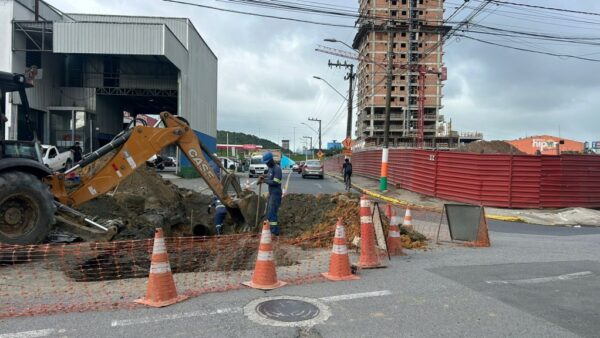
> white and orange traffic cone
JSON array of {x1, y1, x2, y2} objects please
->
[
  {"x1": 322, "y1": 218, "x2": 359, "y2": 281},
  {"x1": 243, "y1": 221, "x2": 287, "y2": 290},
  {"x1": 244, "y1": 179, "x2": 251, "y2": 191},
  {"x1": 135, "y1": 228, "x2": 188, "y2": 307},
  {"x1": 386, "y1": 206, "x2": 404, "y2": 256},
  {"x1": 356, "y1": 195, "x2": 385, "y2": 269},
  {"x1": 403, "y1": 206, "x2": 413, "y2": 229}
]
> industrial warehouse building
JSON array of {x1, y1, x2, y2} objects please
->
[{"x1": 0, "y1": 0, "x2": 217, "y2": 165}]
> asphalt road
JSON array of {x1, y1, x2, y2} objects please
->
[{"x1": 240, "y1": 170, "x2": 351, "y2": 195}]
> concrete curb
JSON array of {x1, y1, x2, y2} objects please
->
[{"x1": 327, "y1": 174, "x2": 525, "y2": 223}]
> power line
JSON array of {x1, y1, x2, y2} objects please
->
[
  {"x1": 455, "y1": 34, "x2": 600, "y2": 62},
  {"x1": 485, "y1": 0, "x2": 600, "y2": 17},
  {"x1": 162, "y1": 0, "x2": 356, "y2": 28}
]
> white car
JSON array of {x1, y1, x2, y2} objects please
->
[
  {"x1": 41, "y1": 145, "x2": 73, "y2": 172},
  {"x1": 248, "y1": 156, "x2": 268, "y2": 178}
]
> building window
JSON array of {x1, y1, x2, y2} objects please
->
[
  {"x1": 391, "y1": 10, "x2": 397, "y2": 17},
  {"x1": 402, "y1": 11, "x2": 407, "y2": 16},
  {"x1": 401, "y1": 54, "x2": 406, "y2": 59},
  {"x1": 400, "y1": 76, "x2": 406, "y2": 80},
  {"x1": 401, "y1": 43, "x2": 406, "y2": 48},
  {"x1": 402, "y1": 0, "x2": 407, "y2": 4},
  {"x1": 391, "y1": 0, "x2": 397, "y2": 4},
  {"x1": 400, "y1": 97, "x2": 405, "y2": 102},
  {"x1": 400, "y1": 86, "x2": 405, "y2": 91},
  {"x1": 25, "y1": 39, "x2": 42, "y2": 68}
]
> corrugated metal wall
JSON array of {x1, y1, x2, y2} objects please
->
[
  {"x1": 67, "y1": 14, "x2": 189, "y2": 48},
  {"x1": 53, "y1": 22, "x2": 165, "y2": 55},
  {"x1": 325, "y1": 149, "x2": 600, "y2": 208}
]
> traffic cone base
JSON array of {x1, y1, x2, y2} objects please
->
[
  {"x1": 135, "y1": 228, "x2": 188, "y2": 308},
  {"x1": 135, "y1": 294, "x2": 189, "y2": 308},
  {"x1": 322, "y1": 272, "x2": 359, "y2": 281},
  {"x1": 242, "y1": 280, "x2": 287, "y2": 290}
]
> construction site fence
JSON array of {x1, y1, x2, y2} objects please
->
[
  {"x1": 0, "y1": 204, "x2": 449, "y2": 319},
  {"x1": 325, "y1": 149, "x2": 600, "y2": 208}
]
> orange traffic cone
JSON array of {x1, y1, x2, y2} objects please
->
[
  {"x1": 135, "y1": 228, "x2": 188, "y2": 307},
  {"x1": 243, "y1": 221, "x2": 287, "y2": 290},
  {"x1": 403, "y1": 206, "x2": 413, "y2": 229},
  {"x1": 322, "y1": 218, "x2": 359, "y2": 281},
  {"x1": 386, "y1": 207, "x2": 405, "y2": 256},
  {"x1": 356, "y1": 195, "x2": 385, "y2": 269}
]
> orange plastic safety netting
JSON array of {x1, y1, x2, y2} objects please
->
[{"x1": 0, "y1": 231, "x2": 334, "y2": 318}]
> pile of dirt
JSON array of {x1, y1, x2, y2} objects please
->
[
  {"x1": 281, "y1": 193, "x2": 427, "y2": 250},
  {"x1": 458, "y1": 140, "x2": 525, "y2": 154},
  {"x1": 75, "y1": 165, "x2": 215, "y2": 240}
]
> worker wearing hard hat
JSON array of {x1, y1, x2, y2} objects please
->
[{"x1": 258, "y1": 151, "x2": 283, "y2": 235}]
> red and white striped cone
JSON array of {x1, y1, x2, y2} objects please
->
[
  {"x1": 403, "y1": 206, "x2": 413, "y2": 229},
  {"x1": 135, "y1": 228, "x2": 188, "y2": 307},
  {"x1": 243, "y1": 221, "x2": 287, "y2": 290},
  {"x1": 356, "y1": 195, "x2": 385, "y2": 268},
  {"x1": 386, "y1": 207, "x2": 405, "y2": 256},
  {"x1": 322, "y1": 218, "x2": 360, "y2": 281}
]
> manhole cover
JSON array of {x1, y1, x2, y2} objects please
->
[
  {"x1": 256, "y1": 299, "x2": 320, "y2": 322},
  {"x1": 244, "y1": 296, "x2": 331, "y2": 327}
]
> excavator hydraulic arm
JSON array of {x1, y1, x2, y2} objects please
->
[{"x1": 47, "y1": 112, "x2": 247, "y2": 227}]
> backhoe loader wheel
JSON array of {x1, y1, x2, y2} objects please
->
[{"x1": 0, "y1": 171, "x2": 55, "y2": 245}]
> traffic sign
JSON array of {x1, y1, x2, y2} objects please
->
[
  {"x1": 342, "y1": 137, "x2": 352, "y2": 149},
  {"x1": 317, "y1": 150, "x2": 324, "y2": 158},
  {"x1": 342, "y1": 149, "x2": 352, "y2": 156}
]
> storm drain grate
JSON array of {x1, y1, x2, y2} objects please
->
[{"x1": 256, "y1": 299, "x2": 320, "y2": 322}]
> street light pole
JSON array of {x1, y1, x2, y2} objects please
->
[
  {"x1": 308, "y1": 118, "x2": 322, "y2": 151},
  {"x1": 312, "y1": 76, "x2": 347, "y2": 101}
]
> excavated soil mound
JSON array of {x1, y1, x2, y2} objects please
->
[
  {"x1": 281, "y1": 193, "x2": 427, "y2": 249},
  {"x1": 75, "y1": 166, "x2": 214, "y2": 240},
  {"x1": 458, "y1": 140, "x2": 525, "y2": 154}
]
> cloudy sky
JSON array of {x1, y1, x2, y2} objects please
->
[{"x1": 47, "y1": 0, "x2": 600, "y2": 148}]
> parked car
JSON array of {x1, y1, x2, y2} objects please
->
[
  {"x1": 218, "y1": 156, "x2": 240, "y2": 172},
  {"x1": 41, "y1": 145, "x2": 73, "y2": 172},
  {"x1": 292, "y1": 163, "x2": 299, "y2": 172},
  {"x1": 249, "y1": 155, "x2": 268, "y2": 178},
  {"x1": 296, "y1": 161, "x2": 305, "y2": 173},
  {"x1": 146, "y1": 154, "x2": 175, "y2": 170},
  {"x1": 301, "y1": 159, "x2": 324, "y2": 179}
]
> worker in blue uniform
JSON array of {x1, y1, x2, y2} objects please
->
[{"x1": 258, "y1": 151, "x2": 283, "y2": 235}]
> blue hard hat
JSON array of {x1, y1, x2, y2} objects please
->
[{"x1": 262, "y1": 151, "x2": 273, "y2": 163}]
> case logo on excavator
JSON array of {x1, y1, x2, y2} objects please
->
[{"x1": 187, "y1": 148, "x2": 216, "y2": 179}]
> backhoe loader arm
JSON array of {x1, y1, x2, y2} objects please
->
[{"x1": 48, "y1": 112, "x2": 244, "y2": 223}]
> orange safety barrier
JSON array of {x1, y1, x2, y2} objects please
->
[
  {"x1": 356, "y1": 195, "x2": 386, "y2": 269},
  {"x1": 322, "y1": 218, "x2": 359, "y2": 281},
  {"x1": 0, "y1": 229, "x2": 335, "y2": 319},
  {"x1": 243, "y1": 221, "x2": 286, "y2": 290},
  {"x1": 135, "y1": 228, "x2": 188, "y2": 307}
]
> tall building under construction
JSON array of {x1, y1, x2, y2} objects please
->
[{"x1": 353, "y1": 0, "x2": 449, "y2": 146}]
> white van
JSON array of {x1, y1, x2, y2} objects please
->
[{"x1": 248, "y1": 155, "x2": 268, "y2": 178}]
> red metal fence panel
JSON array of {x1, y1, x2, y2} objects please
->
[{"x1": 324, "y1": 149, "x2": 600, "y2": 209}]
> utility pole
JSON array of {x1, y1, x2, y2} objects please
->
[
  {"x1": 308, "y1": 118, "x2": 322, "y2": 151},
  {"x1": 328, "y1": 60, "x2": 355, "y2": 139},
  {"x1": 380, "y1": 24, "x2": 394, "y2": 192}
]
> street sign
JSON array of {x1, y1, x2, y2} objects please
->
[
  {"x1": 342, "y1": 149, "x2": 352, "y2": 156},
  {"x1": 592, "y1": 141, "x2": 600, "y2": 149},
  {"x1": 317, "y1": 150, "x2": 324, "y2": 158},
  {"x1": 342, "y1": 137, "x2": 352, "y2": 149}
]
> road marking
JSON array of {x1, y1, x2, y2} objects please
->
[
  {"x1": 110, "y1": 307, "x2": 243, "y2": 327},
  {"x1": 319, "y1": 290, "x2": 392, "y2": 302},
  {"x1": 486, "y1": 271, "x2": 593, "y2": 285},
  {"x1": 0, "y1": 329, "x2": 66, "y2": 338},
  {"x1": 110, "y1": 290, "x2": 392, "y2": 328},
  {"x1": 315, "y1": 183, "x2": 323, "y2": 189}
]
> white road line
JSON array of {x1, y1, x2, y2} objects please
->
[
  {"x1": 110, "y1": 307, "x2": 242, "y2": 327},
  {"x1": 315, "y1": 183, "x2": 323, "y2": 189},
  {"x1": 110, "y1": 290, "x2": 392, "y2": 328},
  {"x1": 0, "y1": 329, "x2": 65, "y2": 338},
  {"x1": 319, "y1": 290, "x2": 392, "y2": 302},
  {"x1": 486, "y1": 271, "x2": 593, "y2": 285}
]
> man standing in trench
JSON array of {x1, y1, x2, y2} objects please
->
[{"x1": 258, "y1": 151, "x2": 282, "y2": 235}]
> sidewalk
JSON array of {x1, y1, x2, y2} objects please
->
[{"x1": 329, "y1": 173, "x2": 600, "y2": 227}]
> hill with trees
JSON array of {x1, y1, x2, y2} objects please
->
[{"x1": 217, "y1": 130, "x2": 281, "y2": 150}]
